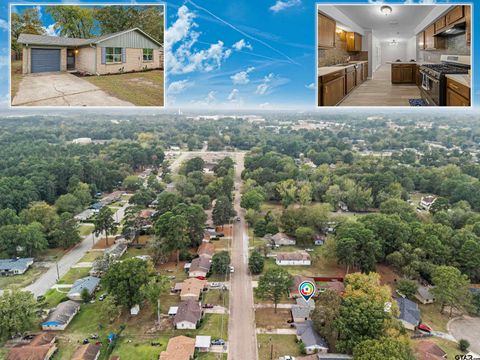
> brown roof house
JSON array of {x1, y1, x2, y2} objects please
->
[
  {"x1": 159, "y1": 335, "x2": 195, "y2": 360},
  {"x1": 18, "y1": 28, "x2": 163, "y2": 75},
  {"x1": 72, "y1": 343, "x2": 101, "y2": 360},
  {"x1": 290, "y1": 275, "x2": 316, "y2": 298},
  {"x1": 276, "y1": 251, "x2": 311, "y2": 266},
  {"x1": 180, "y1": 278, "x2": 207, "y2": 301},
  {"x1": 173, "y1": 300, "x2": 203, "y2": 330},
  {"x1": 414, "y1": 340, "x2": 447, "y2": 360},
  {"x1": 7, "y1": 333, "x2": 57, "y2": 360},
  {"x1": 266, "y1": 232, "x2": 296, "y2": 246},
  {"x1": 188, "y1": 257, "x2": 211, "y2": 278},
  {"x1": 197, "y1": 243, "x2": 215, "y2": 259}
]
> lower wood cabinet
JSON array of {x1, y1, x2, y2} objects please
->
[
  {"x1": 346, "y1": 67, "x2": 356, "y2": 93},
  {"x1": 446, "y1": 78, "x2": 470, "y2": 106},
  {"x1": 391, "y1": 64, "x2": 416, "y2": 84},
  {"x1": 318, "y1": 70, "x2": 345, "y2": 106}
]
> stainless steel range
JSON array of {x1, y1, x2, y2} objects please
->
[{"x1": 420, "y1": 55, "x2": 470, "y2": 106}]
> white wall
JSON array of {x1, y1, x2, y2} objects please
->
[
  {"x1": 319, "y1": 6, "x2": 365, "y2": 35},
  {"x1": 406, "y1": 36, "x2": 417, "y2": 61},
  {"x1": 371, "y1": 31, "x2": 382, "y2": 72},
  {"x1": 380, "y1": 42, "x2": 408, "y2": 64}
]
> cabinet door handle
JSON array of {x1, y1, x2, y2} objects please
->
[{"x1": 450, "y1": 84, "x2": 459, "y2": 90}]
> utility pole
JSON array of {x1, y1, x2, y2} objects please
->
[
  {"x1": 56, "y1": 262, "x2": 60, "y2": 281},
  {"x1": 157, "y1": 298, "x2": 160, "y2": 325}
]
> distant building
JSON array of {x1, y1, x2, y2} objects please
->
[
  {"x1": 415, "y1": 285, "x2": 435, "y2": 305},
  {"x1": 414, "y1": 340, "x2": 447, "y2": 360},
  {"x1": 159, "y1": 335, "x2": 195, "y2": 360},
  {"x1": 396, "y1": 297, "x2": 421, "y2": 331},
  {"x1": 6, "y1": 333, "x2": 57, "y2": 360},
  {"x1": 174, "y1": 300, "x2": 203, "y2": 330},
  {"x1": 42, "y1": 300, "x2": 81, "y2": 331},
  {"x1": 197, "y1": 243, "x2": 215, "y2": 259},
  {"x1": 295, "y1": 320, "x2": 328, "y2": 354},
  {"x1": 0, "y1": 258, "x2": 34, "y2": 276},
  {"x1": 195, "y1": 335, "x2": 211, "y2": 352},
  {"x1": 71, "y1": 343, "x2": 101, "y2": 360},
  {"x1": 180, "y1": 278, "x2": 207, "y2": 301},
  {"x1": 188, "y1": 257, "x2": 211, "y2": 278},
  {"x1": 72, "y1": 138, "x2": 92, "y2": 145},
  {"x1": 276, "y1": 252, "x2": 311, "y2": 266},
  {"x1": 266, "y1": 233, "x2": 296, "y2": 247},
  {"x1": 67, "y1": 276, "x2": 100, "y2": 301},
  {"x1": 420, "y1": 196, "x2": 437, "y2": 211}
]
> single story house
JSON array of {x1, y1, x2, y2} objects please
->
[
  {"x1": 292, "y1": 297, "x2": 315, "y2": 323},
  {"x1": 72, "y1": 343, "x2": 101, "y2": 360},
  {"x1": 396, "y1": 297, "x2": 421, "y2": 331},
  {"x1": 174, "y1": 300, "x2": 203, "y2": 330},
  {"x1": 317, "y1": 355, "x2": 353, "y2": 360},
  {"x1": 159, "y1": 336, "x2": 195, "y2": 360},
  {"x1": 130, "y1": 304, "x2": 140, "y2": 316},
  {"x1": 295, "y1": 321, "x2": 328, "y2": 355},
  {"x1": 42, "y1": 300, "x2": 81, "y2": 331},
  {"x1": 74, "y1": 209, "x2": 95, "y2": 222},
  {"x1": 0, "y1": 258, "x2": 34, "y2": 276},
  {"x1": 7, "y1": 333, "x2": 57, "y2": 360},
  {"x1": 189, "y1": 257, "x2": 211, "y2": 278},
  {"x1": 415, "y1": 285, "x2": 435, "y2": 305},
  {"x1": 414, "y1": 340, "x2": 447, "y2": 360},
  {"x1": 266, "y1": 233, "x2": 296, "y2": 246},
  {"x1": 18, "y1": 28, "x2": 163, "y2": 75},
  {"x1": 180, "y1": 278, "x2": 207, "y2": 301},
  {"x1": 276, "y1": 252, "x2": 311, "y2": 266},
  {"x1": 290, "y1": 275, "x2": 316, "y2": 298},
  {"x1": 197, "y1": 243, "x2": 215, "y2": 259},
  {"x1": 420, "y1": 195, "x2": 437, "y2": 211},
  {"x1": 105, "y1": 243, "x2": 127, "y2": 259},
  {"x1": 67, "y1": 276, "x2": 100, "y2": 301},
  {"x1": 195, "y1": 335, "x2": 211, "y2": 352}
]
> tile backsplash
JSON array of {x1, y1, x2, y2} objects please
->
[
  {"x1": 318, "y1": 31, "x2": 367, "y2": 67},
  {"x1": 417, "y1": 33, "x2": 470, "y2": 63}
]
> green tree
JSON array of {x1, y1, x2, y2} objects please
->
[
  {"x1": 142, "y1": 276, "x2": 170, "y2": 324},
  {"x1": 156, "y1": 192, "x2": 182, "y2": 215},
  {"x1": 55, "y1": 193, "x2": 82, "y2": 214},
  {"x1": 295, "y1": 226, "x2": 314, "y2": 245},
  {"x1": 248, "y1": 250, "x2": 264, "y2": 274},
  {"x1": 153, "y1": 211, "x2": 189, "y2": 264},
  {"x1": 212, "y1": 196, "x2": 235, "y2": 227},
  {"x1": 240, "y1": 189, "x2": 264, "y2": 211},
  {"x1": 81, "y1": 288, "x2": 92, "y2": 303},
  {"x1": 431, "y1": 265, "x2": 472, "y2": 316},
  {"x1": 94, "y1": 206, "x2": 118, "y2": 246},
  {"x1": 46, "y1": 6, "x2": 95, "y2": 38},
  {"x1": 353, "y1": 338, "x2": 414, "y2": 360},
  {"x1": 211, "y1": 251, "x2": 231, "y2": 275},
  {"x1": 103, "y1": 258, "x2": 150, "y2": 310},
  {"x1": 277, "y1": 179, "x2": 298, "y2": 208},
  {"x1": 459, "y1": 339, "x2": 470, "y2": 352},
  {"x1": 396, "y1": 279, "x2": 417, "y2": 299},
  {"x1": 380, "y1": 199, "x2": 416, "y2": 222},
  {"x1": 312, "y1": 290, "x2": 342, "y2": 351},
  {"x1": 11, "y1": 8, "x2": 44, "y2": 53},
  {"x1": 0, "y1": 290, "x2": 37, "y2": 340},
  {"x1": 122, "y1": 175, "x2": 143, "y2": 191},
  {"x1": 50, "y1": 212, "x2": 81, "y2": 248},
  {"x1": 256, "y1": 268, "x2": 293, "y2": 313}
]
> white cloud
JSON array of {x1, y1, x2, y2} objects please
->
[
  {"x1": 168, "y1": 79, "x2": 194, "y2": 94},
  {"x1": 0, "y1": 55, "x2": 8, "y2": 69},
  {"x1": 259, "y1": 102, "x2": 272, "y2": 109},
  {"x1": 205, "y1": 91, "x2": 216, "y2": 104},
  {"x1": 232, "y1": 39, "x2": 252, "y2": 51},
  {"x1": 0, "y1": 19, "x2": 8, "y2": 31},
  {"x1": 269, "y1": 0, "x2": 301, "y2": 13},
  {"x1": 36, "y1": 6, "x2": 42, "y2": 19},
  {"x1": 255, "y1": 73, "x2": 275, "y2": 95},
  {"x1": 305, "y1": 83, "x2": 315, "y2": 90},
  {"x1": 43, "y1": 24, "x2": 58, "y2": 36},
  {"x1": 228, "y1": 88, "x2": 240, "y2": 101},
  {"x1": 230, "y1": 67, "x2": 255, "y2": 85},
  {"x1": 166, "y1": 5, "x2": 233, "y2": 75}
]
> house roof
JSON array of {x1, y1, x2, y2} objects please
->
[
  {"x1": 270, "y1": 233, "x2": 296, "y2": 244},
  {"x1": 291, "y1": 275, "x2": 315, "y2": 294},
  {"x1": 68, "y1": 276, "x2": 100, "y2": 296},
  {"x1": 7, "y1": 344, "x2": 54, "y2": 360},
  {"x1": 43, "y1": 300, "x2": 80, "y2": 326},
  {"x1": 29, "y1": 333, "x2": 56, "y2": 346},
  {"x1": 320, "y1": 280, "x2": 345, "y2": 293},
  {"x1": 18, "y1": 28, "x2": 163, "y2": 47},
  {"x1": 396, "y1": 297, "x2": 421, "y2": 326},
  {"x1": 277, "y1": 252, "x2": 311, "y2": 261},
  {"x1": 72, "y1": 343, "x2": 101, "y2": 360},
  {"x1": 414, "y1": 340, "x2": 447, "y2": 360},
  {"x1": 317, "y1": 355, "x2": 353, "y2": 360},
  {"x1": 189, "y1": 257, "x2": 211, "y2": 273},
  {"x1": 159, "y1": 336, "x2": 195, "y2": 360},
  {"x1": 296, "y1": 297, "x2": 315, "y2": 309},
  {"x1": 180, "y1": 278, "x2": 207, "y2": 298},
  {"x1": 105, "y1": 243, "x2": 127, "y2": 258},
  {"x1": 0, "y1": 258, "x2": 33, "y2": 271},
  {"x1": 197, "y1": 243, "x2": 215, "y2": 257},
  {"x1": 292, "y1": 304, "x2": 312, "y2": 319},
  {"x1": 195, "y1": 335, "x2": 211, "y2": 348},
  {"x1": 295, "y1": 321, "x2": 328, "y2": 349},
  {"x1": 173, "y1": 300, "x2": 202, "y2": 325},
  {"x1": 417, "y1": 285, "x2": 435, "y2": 301}
]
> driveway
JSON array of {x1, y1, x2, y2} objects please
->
[
  {"x1": 449, "y1": 316, "x2": 480, "y2": 353},
  {"x1": 12, "y1": 72, "x2": 134, "y2": 106}
]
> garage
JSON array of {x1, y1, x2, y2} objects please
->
[{"x1": 31, "y1": 48, "x2": 61, "y2": 73}]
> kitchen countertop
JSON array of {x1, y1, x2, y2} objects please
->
[
  {"x1": 387, "y1": 61, "x2": 435, "y2": 65},
  {"x1": 318, "y1": 61, "x2": 367, "y2": 77},
  {"x1": 445, "y1": 74, "x2": 471, "y2": 88}
]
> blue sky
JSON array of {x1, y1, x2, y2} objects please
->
[{"x1": 0, "y1": 0, "x2": 478, "y2": 110}]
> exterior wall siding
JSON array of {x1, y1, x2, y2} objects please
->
[
  {"x1": 98, "y1": 30, "x2": 161, "y2": 49},
  {"x1": 95, "y1": 47, "x2": 161, "y2": 75},
  {"x1": 75, "y1": 46, "x2": 96, "y2": 74}
]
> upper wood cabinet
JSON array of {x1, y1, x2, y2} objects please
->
[
  {"x1": 424, "y1": 24, "x2": 445, "y2": 50},
  {"x1": 346, "y1": 32, "x2": 362, "y2": 52},
  {"x1": 446, "y1": 6, "x2": 464, "y2": 25},
  {"x1": 318, "y1": 13, "x2": 336, "y2": 48},
  {"x1": 417, "y1": 32, "x2": 425, "y2": 50},
  {"x1": 465, "y1": 5, "x2": 471, "y2": 46},
  {"x1": 434, "y1": 16, "x2": 446, "y2": 33}
]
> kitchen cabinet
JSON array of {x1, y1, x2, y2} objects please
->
[
  {"x1": 424, "y1": 24, "x2": 445, "y2": 50},
  {"x1": 346, "y1": 67, "x2": 356, "y2": 93},
  {"x1": 434, "y1": 16, "x2": 446, "y2": 33},
  {"x1": 465, "y1": 5, "x2": 471, "y2": 46},
  {"x1": 318, "y1": 70, "x2": 345, "y2": 106},
  {"x1": 362, "y1": 62, "x2": 368, "y2": 81},
  {"x1": 446, "y1": 6, "x2": 464, "y2": 25},
  {"x1": 416, "y1": 65, "x2": 421, "y2": 87},
  {"x1": 318, "y1": 13, "x2": 336, "y2": 48},
  {"x1": 346, "y1": 32, "x2": 362, "y2": 52},
  {"x1": 446, "y1": 78, "x2": 470, "y2": 106},
  {"x1": 417, "y1": 32, "x2": 425, "y2": 50},
  {"x1": 354, "y1": 66, "x2": 362, "y2": 87},
  {"x1": 391, "y1": 64, "x2": 416, "y2": 84}
]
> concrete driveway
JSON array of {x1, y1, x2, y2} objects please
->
[
  {"x1": 12, "y1": 72, "x2": 134, "y2": 106},
  {"x1": 449, "y1": 316, "x2": 480, "y2": 353}
]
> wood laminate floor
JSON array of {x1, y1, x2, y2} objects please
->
[{"x1": 339, "y1": 64, "x2": 421, "y2": 106}]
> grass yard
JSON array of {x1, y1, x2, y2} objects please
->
[
  {"x1": 159, "y1": 293, "x2": 181, "y2": 314},
  {"x1": 255, "y1": 308, "x2": 292, "y2": 329},
  {"x1": 79, "y1": 251, "x2": 102, "y2": 263},
  {"x1": 175, "y1": 314, "x2": 229, "y2": 340},
  {"x1": 419, "y1": 303, "x2": 451, "y2": 332},
  {"x1": 156, "y1": 262, "x2": 189, "y2": 283},
  {"x1": 58, "y1": 267, "x2": 91, "y2": 284},
  {"x1": 81, "y1": 70, "x2": 164, "y2": 107},
  {"x1": 44, "y1": 288, "x2": 69, "y2": 308},
  {"x1": 202, "y1": 289, "x2": 229, "y2": 307},
  {"x1": 197, "y1": 353, "x2": 227, "y2": 360},
  {"x1": 79, "y1": 224, "x2": 94, "y2": 236},
  {"x1": 257, "y1": 334, "x2": 301, "y2": 360},
  {"x1": 261, "y1": 253, "x2": 344, "y2": 278},
  {"x1": 211, "y1": 238, "x2": 230, "y2": 251},
  {"x1": 110, "y1": 336, "x2": 169, "y2": 360},
  {"x1": 10, "y1": 60, "x2": 22, "y2": 100},
  {"x1": 0, "y1": 267, "x2": 47, "y2": 290}
]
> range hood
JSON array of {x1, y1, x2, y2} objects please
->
[{"x1": 436, "y1": 22, "x2": 466, "y2": 37}]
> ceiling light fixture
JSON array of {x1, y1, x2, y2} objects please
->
[{"x1": 381, "y1": 5, "x2": 393, "y2": 15}]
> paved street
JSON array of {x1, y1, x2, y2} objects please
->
[
  {"x1": 228, "y1": 152, "x2": 258, "y2": 360},
  {"x1": 24, "y1": 204, "x2": 128, "y2": 298}
]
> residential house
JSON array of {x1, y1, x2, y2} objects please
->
[
  {"x1": 420, "y1": 196, "x2": 437, "y2": 211},
  {"x1": 168, "y1": 306, "x2": 178, "y2": 317},
  {"x1": 195, "y1": 335, "x2": 211, "y2": 352},
  {"x1": 173, "y1": 300, "x2": 203, "y2": 330},
  {"x1": 159, "y1": 336, "x2": 195, "y2": 360},
  {"x1": 276, "y1": 252, "x2": 311, "y2": 266},
  {"x1": 100, "y1": 191, "x2": 123, "y2": 206},
  {"x1": 291, "y1": 298, "x2": 315, "y2": 323},
  {"x1": 317, "y1": 355, "x2": 353, "y2": 360},
  {"x1": 0, "y1": 258, "x2": 34, "y2": 276},
  {"x1": 396, "y1": 297, "x2": 421, "y2": 331},
  {"x1": 6, "y1": 333, "x2": 57, "y2": 360},
  {"x1": 188, "y1": 257, "x2": 211, "y2": 278},
  {"x1": 290, "y1": 275, "x2": 316, "y2": 298},
  {"x1": 180, "y1": 278, "x2": 207, "y2": 301},
  {"x1": 266, "y1": 233, "x2": 296, "y2": 246},
  {"x1": 314, "y1": 233, "x2": 326, "y2": 246},
  {"x1": 19, "y1": 28, "x2": 163, "y2": 75},
  {"x1": 295, "y1": 321, "x2": 328, "y2": 354},
  {"x1": 74, "y1": 209, "x2": 95, "y2": 222},
  {"x1": 72, "y1": 343, "x2": 101, "y2": 360},
  {"x1": 67, "y1": 276, "x2": 100, "y2": 301},
  {"x1": 42, "y1": 300, "x2": 81, "y2": 331},
  {"x1": 197, "y1": 243, "x2": 215, "y2": 259},
  {"x1": 414, "y1": 340, "x2": 447, "y2": 360},
  {"x1": 415, "y1": 285, "x2": 435, "y2": 305},
  {"x1": 105, "y1": 243, "x2": 128, "y2": 259}
]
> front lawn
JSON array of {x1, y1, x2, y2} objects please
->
[
  {"x1": 255, "y1": 308, "x2": 292, "y2": 329},
  {"x1": 110, "y1": 336, "x2": 169, "y2": 360},
  {"x1": 257, "y1": 334, "x2": 301, "y2": 360},
  {"x1": 0, "y1": 267, "x2": 47, "y2": 290},
  {"x1": 79, "y1": 224, "x2": 94, "y2": 236},
  {"x1": 81, "y1": 70, "x2": 164, "y2": 106},
  {"x1": 202, "y1": 289, "x2": 229, "y2": 307},
  {"x1": 197, "y1": 353, "x2": 227, "y2": 359},
  {"x1": 10, "y1": 60, "x2": 22, "y2": 100},
  {"x1": 176, "y1": 314, "x2": 228, "y2": 340},
  {"x1": 58, "y1": 267, "x2": 91, "y2": 284},
  {"x1": 419, "y1": 303, "x2": 451, "y2": 332}
]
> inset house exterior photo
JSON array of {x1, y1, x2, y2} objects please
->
[{"x1": 18, "y1": 28, "x2": 164, "y2": 75}]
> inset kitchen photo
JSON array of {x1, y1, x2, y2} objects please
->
[
  {"x1": 10, "y1": 4, "x2": 165, "y2": 107},
  {"x1": 317, "y1": 4, "x2": 472, "y2": 107}
]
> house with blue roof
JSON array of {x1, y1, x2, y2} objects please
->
[
  {"x1": 67, "y1": 276, "x2": 100, "y2": 301},
  {"x1": 0, "y1": 258, "x2": 34, "y2": 276}
]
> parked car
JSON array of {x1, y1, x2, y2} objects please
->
[
  {"x1": 236, "y1": 216, "x2": 241, "y2": 222},
  {"x1": 217, "y1": 233, "x2": 225, "y2": 238},
  {"x1": 417, "y1": 323, "x2": 432, "y2": 333},
  {"x1": 196, "y1": 276, "x2": 207, "y2": 280},
  {"x1": 99, "y1": 294, "x2": 107, "y2": 301},
  {"x1": 83, "y1": 339, "x2": 90, "y2": 345},
  {"x1": 279, "y1": 356, "x2": 296, "y2": 360},
  {"x1": 209, "y1": 282, "x2": 221, "y2": 288},
  {"x1": 202, "y1": 303, "x2": 214, "y2": 309},
  {"x1": 211, "y1": 339, "x2": 225, "y2": 346},
  {"x1": 90, "y1": 334, "x2": 99, "y2": 340},
  {"x1": 229, "y1": 266, "x2": 235, "y2": 273},
  {"x1": 304, "y1": 248, "x2": 314, "y2": 252}
]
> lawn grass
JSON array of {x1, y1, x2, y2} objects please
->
[
  {"x1": 82, "y1": 70, "x2": 164, "y2": 106},
  {"x1": 257, "y1": 334, "x2": 301, "y2": 360},
  {"x1": 58, "y1": 267, "x2": 91, "y2": 284},
  {"x1": 197, "y1": 353, "x2": 227, "y2": 359},
  {"x1": 419, "y1": 303, "x2": 451, "y2": 332},
  {"x1": 211, "y1": 238, "x2": 230, "y2": 251},
  {"x1": 79, "y1": 251, "x2": 102, "y2": 263},
  {"x1": 44, "y1": 288, "x2": 69, "y2": 308},
  {"x1": 261, "y1": 253, "x2": 343, "y2": 278},
  {"x1": 0, "y1": 267, "x2": 47, "y2": 290},
  {"x1": 79, "y1": 224, "x2": 94, "y2": 236},
  {"x1": 159, "y1": 293, "x2": 181, "y2": 314},
  {"x1": 202, "y1": 289, "x2": 229, "y2": 308},
  {"x1": 255, "y1": 308, "x2": 292, "y2": 329},
  {"x1": 10, "y1": 60, "x2": 22, "y2": 100},
  {"x1": 110, "y1": 336, "x2": 169, "y2": 360}
]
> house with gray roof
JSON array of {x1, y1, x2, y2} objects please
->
[
  {"x1": 396, "y1": 297, "x2": 421, "y2": 330},
  {"x1": 173, "y1": 300, "x2": 203, "y2": 330},
  {"x1": 188, "y1": 257, "x2": 211, "y2": 278},
  {"x1": 18, "y1": 28, "x2": 163, "y2": 75},
  {"x1": 105, "y1": 243, "x2": 127, "y2": 259},
  {"x1": 67, "y1": 276, "x2": 100, "y2": 301},
  {"x1": 0, "y1": 258, "x2": 34, "y2": 276},
  {"x1": 415, "y1": 285, "x2": 435, "y2": 304},
  {"x1": 292, "y1": 297, "x2": 315, "y2": 322},
  {"x1": 266, "y1": 233, "x2": 296, "y2": 246},
  {"x1": 42, "y1": 300, "x2": 81, "y2": 331},
  {"x1": 295, "y1": 321, "x2": 328, "y2": 354}
]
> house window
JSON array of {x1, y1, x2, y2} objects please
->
[
  {"x1": 143, "y1": 48, "x2": 153, "y2": 61},
  {"x1": 105, "y1": 47, "x2": 122, "y2": 63}
]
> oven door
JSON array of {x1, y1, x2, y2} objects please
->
[{"x1": 420, "y1": 71, "x2": 440, "y2": 106}]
